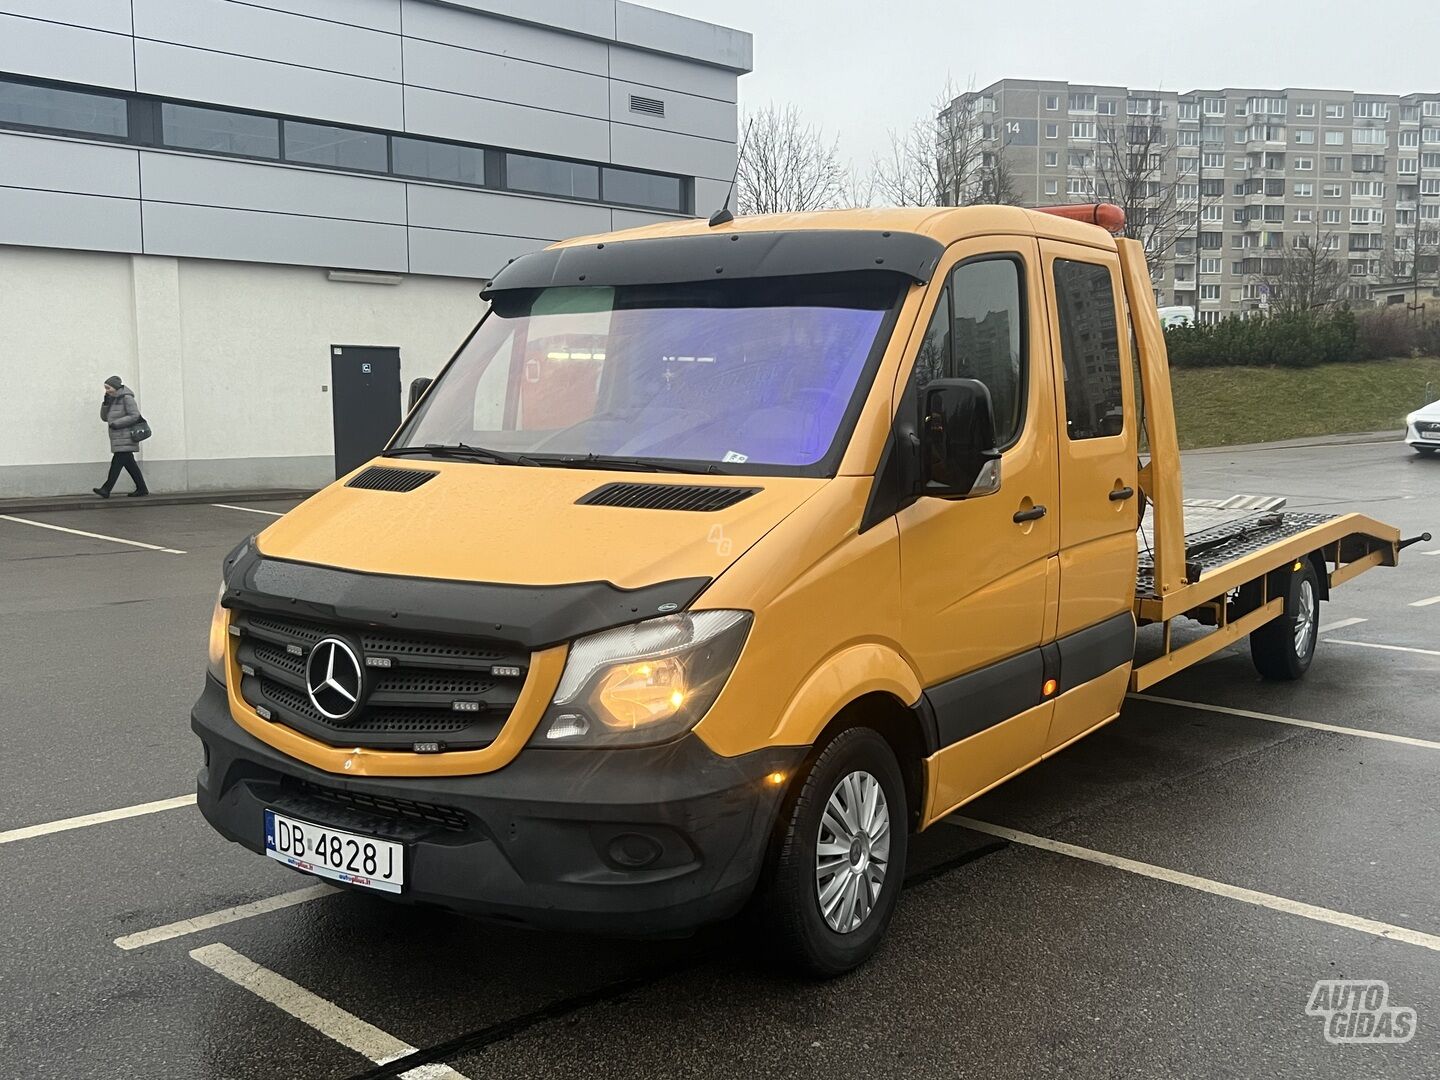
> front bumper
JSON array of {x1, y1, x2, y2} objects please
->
[
  {"x1": 1406, "y1": 422, "x2": 1440, "y2": 448},
  {"x1": 192, "y1": 678, "x2": 802, "y2": 935}
]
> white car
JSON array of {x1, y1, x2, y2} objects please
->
[{"x1": 1405, "y1": 398, "x2": 1440, "y2": 455}]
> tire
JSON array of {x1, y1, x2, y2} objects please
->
[
  {"x1": 1249, "y1": 561, "x2": 1320, "y2": 680},
  {"x1": 760, "y1": 727, "x2": 908, "y2": 978}
]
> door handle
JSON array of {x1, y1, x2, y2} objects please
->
[
  {"x1": 1013, "y1": 505, "x2": 1048, "y2": 523},
  {"x1": 1109, "y1": 486, "x2": 1136, "y2": 502}
]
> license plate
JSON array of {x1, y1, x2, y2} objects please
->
[
  {"x1": 264, "y1": 810, "x2": 404, "y2": 893},
  {"x1": 1422, "y1": 431, "x2": 1440, "y2": 440}
]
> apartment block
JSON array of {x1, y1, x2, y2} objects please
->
[{"x1": 951, "y1": 80, "x2": 1440, "y2": 320}]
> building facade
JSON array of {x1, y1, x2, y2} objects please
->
[
  {"x1": 952, "y1": 79, "x2": 1440, "y2": 320},
  {"x1": 0, "y1": 0, "x2": 750, "y2": 496}
]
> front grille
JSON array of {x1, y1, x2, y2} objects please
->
[
  {"x1": 1418, "y1": 421, "x2": 1440, "y2": 433},
  {"x1": 232, "y1": 610, "x2": 526, "y2": 751},
  {"x1": 287, "y1": 779, "x2": 469, "y2": 832}
]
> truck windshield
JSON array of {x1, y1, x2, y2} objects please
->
[{"x1": 392, "y1": 271, "x2": 903, "y2": 474}]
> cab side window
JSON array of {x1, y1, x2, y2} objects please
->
[
  {"x1": 911, "y1": 259, "x2": 1026, "y2": 447},
  {"x1": 1052, "y1": 259, "x2": 1124, "y2": 439}
]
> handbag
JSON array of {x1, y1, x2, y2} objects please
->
[{"x1": 131, "y1": 415, "x2": 153, "y2": 442}]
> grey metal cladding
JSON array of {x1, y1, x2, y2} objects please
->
[
  {"x1": 406, "y1": 184, "x2": 610, "y2": 241},
  {"x1": 607, "y1": 46, "x2": 739, "y2": 104},
  {"x1": 141, "y1": 202, "x2": 408, "y2": 271},
  {"x1": 0, "y1": 187, "x2": 141, "y2": 252},
  {"x1": 139, "y1": 153, "x2": 407, "y2": 224},
  {"x1": 402, "y1": 86, "x2": 609, "y2": 160},
  {"x1": 0, "y1": 133, "x2": 140, "y2": 199},
  {"x1": 400, "y1": 1, "x2": 610, "y2": 76},
  {"x1": 227, "y1": 0, "x2": 401, "y2": 34},
  {"x1": 132, "y1": 39, "x2": 404, "y2": 131},
  {"x1": 613, "y1": 2, "x2": 752, "y2": 71},
  {"x1": 611, "y1": 124, "x2": 735, "y2": 182},
  {"x1": 407, "y1": 227, "x2": 549, "y2": 280},
  {"x1": 609, "y1": 81, "x2": 735, "y2": 141},
  {"x1": 2, "y1": 0, "x2": 132, "y2": 34},
  {"x1": 402, "y1": 37, "x2": 607, "y2": 120},
  {"x1": 132, "y1": 0, "x2": 401, "y2": 82},
  {"x1": 0, "y1": 12, "x2": 136, "y2": 90}
]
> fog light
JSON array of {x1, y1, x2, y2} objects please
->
[
  {"x1": 608, "y1": 832, "x2": 663, "y2": 869},
  {"x1": 545, "y1": 713, "x2": 590, "y2": 741}
]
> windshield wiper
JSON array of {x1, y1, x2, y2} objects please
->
[
  {"x1": 385, "y1": 442, "x2": 538, "y2": 467},
  {"x1": 542, "y1": 454, "x2": 721, "y2": 475}
]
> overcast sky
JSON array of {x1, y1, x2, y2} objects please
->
[{"x1": 650, "y1": 0, "x2": 1440, "y2": 170}]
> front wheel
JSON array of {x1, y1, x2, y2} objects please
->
[
  {"x1": 1249, "y1": 561, "x2": 1320, "y2": 680},
  {"x1": 760, "y1": 727, "x2": 908, "y2": 977}
]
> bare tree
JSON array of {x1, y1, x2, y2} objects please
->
[
  {"x1": 1083, "y1": 110, "x2": 1189, "y2": 263},
  {"x1": 975, "y1": 141, "x2": 1022, "y2": 206},
  {"x1": 873, "y1": 78, "x2": 986, "y2": 207},
  {"x1": 734, "y1": 104, "x2": 848, "y2": 216},
  {"x1": 1257, "y1": 223, "x2": 1346, "y2": 314}
]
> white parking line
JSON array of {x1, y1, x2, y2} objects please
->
[
  {"x1": 190, "y1": 944, "x2": 471, "y2": 1080},
  {"x1": 1410, "y1": 595, "x2": 1440, "y2": 608},
  {"x1": 212, "y1": 503, "x2": 285, "y2": 517},
  {"x1": 948, "y1": 817, "x2": 1440, "y2": 953},
  {"x1": 1328, "y1": 638, "x2": 1440, "y2": 658},
  {"x1": 0, "y1": 794, "x2": 195, "y2": 845},
  {"x1": 115, "y1": 884, "x2": 337, "y2": 950},
  {"x1": 1318, "y1": 616, "x2": 1368, "y2": 633},
  {"x1": 1128, "y1": 693, "x2": 1440, "y2": 751},
  {"x1": 0, "y1": 513, "x2": 186, "y2": 554}
]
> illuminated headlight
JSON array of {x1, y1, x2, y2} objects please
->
[
  {"x1": 206, "y1": 584, "x2": 228, "y2": 685},
  {"x1": 531, "y1": 611, "x2": 752, "y2": 748}
]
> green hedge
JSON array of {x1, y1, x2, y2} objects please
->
[
  {"x1": 1164, "y1": 307, "x2": 1440, "y2": 368},
  {"x1": 1163, "y1": 309, "x2": 1357, "y2": 368}
]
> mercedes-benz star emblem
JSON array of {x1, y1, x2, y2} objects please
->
[{"x1": 305, "y1": 637, "x2": 364, "y2": 721}]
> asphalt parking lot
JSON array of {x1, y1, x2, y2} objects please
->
[{"x1": 2, "y1": 439, "x2": 1437, "y2": 1080}]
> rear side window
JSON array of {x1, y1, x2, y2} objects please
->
[
  {"x1": 911, "y1": 258, "x2": 1026, "y2": 446},
  {"x1": 1052, "y1": 259, "x2": 1124, "y2": 439}
]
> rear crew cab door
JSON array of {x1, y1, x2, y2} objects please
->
[
  {"x1": 894, "y1": 236, "x2": 1060, "y2": 821},
  {"x1": 1038, "y1": 240, "x2": 1139, "y2": 749}
]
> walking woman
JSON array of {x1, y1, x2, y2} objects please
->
[{"x1": 93, "y1": 376, "x2": 149, "y2": 498}]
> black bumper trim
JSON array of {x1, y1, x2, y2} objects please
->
[{"x1": 192, "y1": 678, "x2": 802, "y2": 935}]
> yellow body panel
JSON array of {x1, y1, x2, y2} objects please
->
[{"x1": 922, "y1": 700, "x2": 1053, "y2": 825}]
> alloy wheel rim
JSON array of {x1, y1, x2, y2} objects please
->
[
  {"x1": 815, "y1": 769, "x2": 891, "y2": 933},
  {"x1": 1294, "y1": 578, "x2": 1316, "y2": 657}
]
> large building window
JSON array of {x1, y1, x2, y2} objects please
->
[
  {"x1": 601, "y1": 167, "x2": 684, "y2": 211},
  {"x1": 162, "y1": 103, "x2": 278, "y2": 158},
  {"x1": 0, "y1": 79, "x2": 126, "y2": 137},
  {"x1": 284, "y1": 120, "x2": 387, "y2": 172},
  {"x1": 506, "y1": 154, "x2": 600, "y2": 200},
  {"x1": 0, "y1": 74, "x2": 691, "y2": 215},
  {"x1": 392, "y1": 136, "x2": 485, "y2": 184}
]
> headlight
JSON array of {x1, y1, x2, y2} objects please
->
[
  {"x1": 531, "y1": 611, "x2": 751, "y2": 748},
  {"x1": 206, "y1": 585, "x2": 229, "y2": 685}
]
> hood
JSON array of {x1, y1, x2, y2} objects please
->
[
  {"x1": 1411, "y1": 399, "x2": 1440, "y2": 422},
  {"x1": 256, "y1": 460, "x2": 827, "y2": 589}
]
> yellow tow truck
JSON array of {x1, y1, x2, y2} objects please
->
[{"x1": 194, "y1": 203, "x2": 1427, "y2": 975}]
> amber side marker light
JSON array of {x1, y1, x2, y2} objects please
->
[
  {"x1": 1042, "y1": 678, "x2": 1059, "y2": 697},
  {"x1": 766, "y1": 771, "x2": 787, "y2": 786},
  {"x1": 1035, "y1": 202, "x2": 1127, "y2": 235}
]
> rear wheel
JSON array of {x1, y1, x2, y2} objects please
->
[
  {"x1": 1249, "y1": 561, "x2": 1319, "y2": 680},
  {"x1": 760, "y1": 727, "x2": 908, "y2": 977}
]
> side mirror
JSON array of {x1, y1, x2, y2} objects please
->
[
  {"x1": 408, "y1": 377, "x2": 433, "y2": 411},
  {"x1": 919, "y1": 378, "x2": 1002, "y2": 498}
]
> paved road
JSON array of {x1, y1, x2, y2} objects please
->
[{"x1": 1, "y1": 441, "x2": 1437, "y2": 1079}]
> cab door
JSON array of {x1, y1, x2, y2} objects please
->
[
  {"x1": 896, "y1": 237, "x2": 1060, "y2": 821},
  {"x1": 1038, "y1": 241, "x2": 1139, "y2": 750}
]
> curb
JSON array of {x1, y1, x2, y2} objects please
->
[
  {"x1": 1184, "y1": 432, "x2": 1401, "y2": 455},
  {"x1": 0, "y1": 489, "x2": 313, "y2": 514}
]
